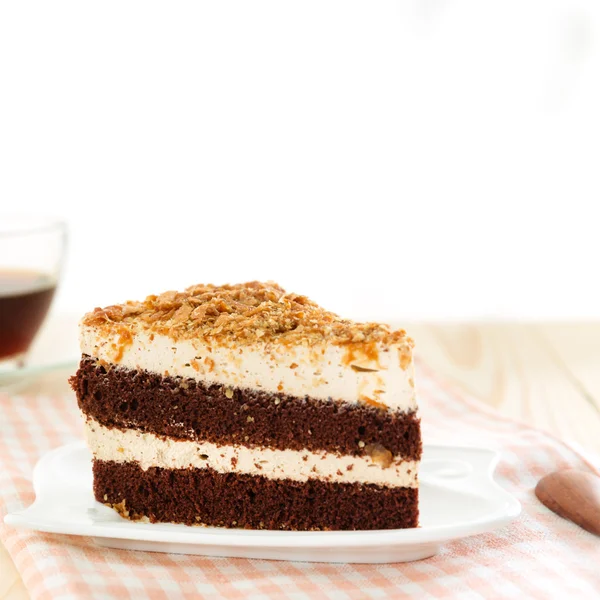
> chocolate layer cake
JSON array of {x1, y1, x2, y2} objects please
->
[{"x1": 71, "y1": 281, "x2": 422, "y2": 530}]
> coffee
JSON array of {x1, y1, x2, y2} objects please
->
[{"x1": 0, "y1": 270, "x2": 56, "y2": 361}]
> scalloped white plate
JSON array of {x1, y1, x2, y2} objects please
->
[{"x1": 5, "y1": 443, "x2": 520, "y2": 563}]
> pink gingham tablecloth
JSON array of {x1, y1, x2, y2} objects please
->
[{"x1": 1, "y1": 363, "x2": 599, "y2": 600}]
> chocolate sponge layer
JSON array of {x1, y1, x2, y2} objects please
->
[
  {"x1": 72, "y1": 356, "x2": 422, "y2": 460},
  {"x1": 93, "y1": 459, "x2": 419, "y2": 531}
]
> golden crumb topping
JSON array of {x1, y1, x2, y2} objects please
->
[{"x1": 82, "y1": 281, "x2": 412, "y2": 348}]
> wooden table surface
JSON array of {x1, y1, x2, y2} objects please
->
[{"x1": 2, "y1": 322, "x2": 599, "y2": 598}]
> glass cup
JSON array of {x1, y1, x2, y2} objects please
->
[{"x1": 0, "y1": 216, "x2": 67, "y2": 371}]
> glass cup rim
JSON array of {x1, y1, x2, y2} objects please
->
[{"x1": 0, "y1": 215, "x2": 67, "y2": 238}]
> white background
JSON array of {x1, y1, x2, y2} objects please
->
[{"x1": 1, "y1": 1, "x2": 599, "y2": 321}]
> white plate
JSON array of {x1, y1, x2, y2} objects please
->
[{"x1": 4, "y1": 443, "x2": 520, "y2": 564}]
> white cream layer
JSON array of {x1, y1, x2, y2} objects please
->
[
  {"x1": 80, "y1": 327, "x2": 416, "y2": 411},
  {"x1": 85, "y1": 418, "x2": 418, "y2": 488}
]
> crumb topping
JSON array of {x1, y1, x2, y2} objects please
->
[{"x1": 82, "y1": 281, "x2": 412, "y2": 348}]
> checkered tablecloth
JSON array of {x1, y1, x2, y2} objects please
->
[{"x1": 1, "y1": 363, "x2": 599, "y2": 599}]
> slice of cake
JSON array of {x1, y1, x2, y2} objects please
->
[{"x1": 71, "y1": 281, "x2": 421, "y2": 530}]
